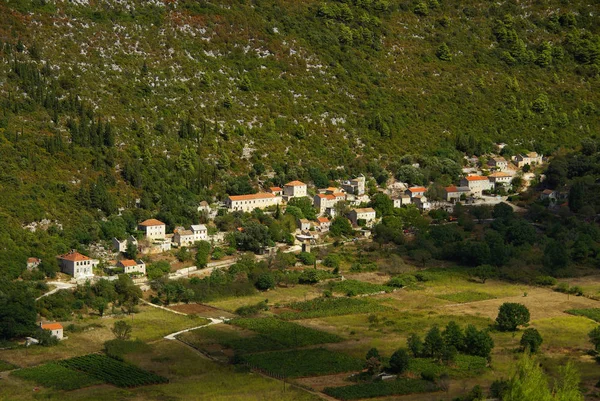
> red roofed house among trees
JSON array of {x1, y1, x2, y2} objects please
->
[
  {"x1": 40, "y1": 322, "x2": 63, "y2": 340},
  {"x1": 57, "y1": 250, "x2": 96, "y2": 279},
  {"x1": 138, "y1": 219, "x2": 166, "y2": 240}
]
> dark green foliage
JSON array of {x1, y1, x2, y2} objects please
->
[
  {"x1": 464, "y1": 325, "x2": 494, "y2": 359},
  {"x1": 104, "y1": 339, "x2": 150, "y2": 360},
  {"x1": 255, "y1": 272, "x2": 275, "y2": 291},
  {"x1": 58, "y1": 354, "x2": 168, "y2": 387},
  {"x1": 423, "y1": 325, "x2": 445, "y2": 360},
  {"x1": 235, "y1": 221, "x2": 271, "y2": 253},
  {"x1": 195, "y1": 240, "x2": 211, "y2": 268},
  {"x1": 472, "y1": 264, "x2": 495, "y2": 283},
  {"x1": 330, "y1": 216, "x2": 353, "y2": 237},
  {"x1": 407, "y1": 333, "x2": 424, "y2": 357},
  {"x1": 279, "y1": 297, "x2": 390, "y2": 320},
  {"x1": 324, "y1": 378, "x2": 439, "y2": 400},
  {"x1": 287, "y1": 197, "x2": 316, "y2": 220},
  {"x1": 11, "y1": 363, "x2": 102, "y2": 390},
  {"x1": 443, "y1": 321, "x2": 465, "y2": 351},
  {"x1": 589, "y1": 326, "x2": 600, "y2": 352},
  {"x1": 235, "y1": 300, "x2": 269, "y2": 317},
  {"x1": 0, "y1": 280, "x2": 37, "y2": 340},
  {"x1": 520, "y1": 328, "x2": 543, "y2": 353},
  {"x1": 230, "y1": 317, "x2": 343, "y2": 347},
  {"x1": 496, "y1": 303, "x2": 530, "y2": 331},
  {"x1": 566, "y1": 308, "x2": 600, "y2": 323},
  {"x1": 389, "y1": 348, "x2": 411, "y2": 374},
  {"x1": 297, "y1": 251, "x2": 316, "y2": 266},
  {"x1": 239, "y1": 348, "x2": 363, "y2": 378}
]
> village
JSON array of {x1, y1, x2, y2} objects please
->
[{"x1": 28, "y1": 149, "x2": 550, "y2": 302}]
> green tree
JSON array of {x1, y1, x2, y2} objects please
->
[
  {"x1": 111, "y1": 320, "x2": 132, "y2": 340},
  {"x1": 255, "y1": 272, "x2": 275, "y2": 291},
  {"x1": 520, "y1": 328, "x2": 543, "y2": 353},
  {"x1": 464, "y1": 325, "x2": 494, "y2": 359},
  {"x1": 543, "y1": 239, "x2": 569, "y2": 273},
  {"x1": 496, "y1": 303, "x2": 530, "y2": 331},
  {"x1": 588, "y1": 326, "x2": 600, "y2": 352},
  {"x1": 93, "y1": 297, "x2": 108, "y2": 317},
  {"x1": 330, "y1": 216, "x2": 353, "y2": 237},
  {"x1": 407, "y1": 333, "x2": 423, "y2": 357},
  {"x1": 423, "y1": 325, "x2": 445, "y2": 360},
  {"x1": 369, "y1": 193, "x2": 394, "y2": 217},
  {"x1": 493, "y1": 202, "x2": 514, "y2": 219},
  {"x1": 436, "y1": 43, "x2": 452, "y2": 61},
  {"x1": 473, "y1": 264, "x2": 495, "y2": 283},
  {"x1": 443, "y1": 321, "x2": 465, "y2": 351},
  {"x1": 124, "y1": 241, "x2": 137, "y2": 260},
  {"x1": 389, "y1": 348, "x2": 411, "y2": 374},
  {"x1": 288, "y1": 197, "x2": 317, "y2": 220},
  {"x1": 0, "y1": 280, "x2": 37, "y2": 340},
  {"x1": 195, "y1": 240, "x2": 211, "y2": 268}
]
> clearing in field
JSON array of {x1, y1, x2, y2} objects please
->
[{"x1": 277, "y1": 297, "x2": 392, "y2": 320}]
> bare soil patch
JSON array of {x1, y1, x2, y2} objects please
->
[
  {"x1": 442, "y1": 287, "x2": 599, "y2": 321},
  {"x1": 168, "y1": 303, "x2": 236, "y2": 318},
  {"x1": 295, "y1": 372, "x2": 353, "y2": 391}
]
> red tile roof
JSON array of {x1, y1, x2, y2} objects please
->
[
  {"x1": 229, "y1": 193, "x2": 275, "y2": 201},
  {"x1": 139, "y1": 219, "x2": 165, "y2": 226},
  {"x1": 269, "y1": 186, "x2": 282, "y2": 191},
  {"x1": 58, "y1": 251, "x2": 91, "y2": 262},
  {"x1": 27, "y1": 257, "x2": 41, "y2": 263},
  {"x1": 41, "y1": 323, "x2": 63, "y2": 330},
  {"x1": 465, "y1": 175, "x2": 489, "y2": 181},
  {"x1": 119, "y1": 259, "x2": 137, "y2": 267},
  {"x1": 316, "y1": 194, "x2": 335, "y2": 200},
  {"x1": 408, "y1": 187, "x2": 426, "y2": 192},
  {"x1": 317, "y1": 217, "x2": 330, "y2": 223},
  {"x1": 489, "y1": 172, "x2": 511, "y2": 178},
  {"x1": 285, "y1": 180, "x2": 306, "y2": 187},
  {"x1": 445, "y1": 186, "x2": 458, "y2": 193}
]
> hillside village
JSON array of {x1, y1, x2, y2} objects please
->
[{"x1": 37, "y1": 148, "x2": 546, "y2": 284}]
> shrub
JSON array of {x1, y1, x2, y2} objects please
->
[
  {"x1": 520, "y1": 328, "x2": 543, "y2": 353},
  {"x1": 387, "y1": 275, "x2": 417, "y2": 288},
  {"x1": 534, "y1": 275, "x2": 557, "y2": 286},
  {"x1": 297, "y1": 252, "x2": 316, "y2": 266},
  {"x1": 407, "y1": 333, "x2": 423, "y2": 357},
  {"x1": 235, "y1": 300, "x2": 269, "y2": 317},
  {"x1": 421, "y1": 369, "x2": 437, "y2": 381},
  {"x1": 255, "y1": 272, "x2": 275, "y2": 291},
  {"x1": 323, "y1": 254, "x2": 341, "y2": 268}
]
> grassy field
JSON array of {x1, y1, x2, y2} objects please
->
[
  {"x1": 208, "y1": 284, "x2": 324, "y2": 312},
  {"x1": 11, "y1": 363, "x2": 102, "y2": 390},
  {"x1": 278, "y1": 297, "x2": 391, "y2": 320},
  {"x1": 566, "y1": 308, "x2": 600, "y2": 323}
]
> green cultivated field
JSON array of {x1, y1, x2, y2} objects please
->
[
  {"x1": 11, "y1": 363, "x2": 102, "y2": 390},
  {"x1": 230, "y1": 317, "x2": 344, "y2": 347},
  {"x1": 324, "y1": 378, "x2": 440, "y2": 400},
  {"x1": 566, "y1": 308, "x2": 600, "y2": 322},
  {"x1": 279, "y1": 297, "x2": 391, "y2": 320},
  {"x1": 240, "y1": 348, "x2": 363, "y2": 378},
  {"x1": 330, "y1": 280, "x2": 393, "y2": 296}
]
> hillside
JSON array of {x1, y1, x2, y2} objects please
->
[{"x1": 0, "y1": 0, "x2": 599, "y2": 274}]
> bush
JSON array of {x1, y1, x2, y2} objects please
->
[
  {"x1": 297, "y1": 252, "x2": 316, "y2": 266},
  {"x1": 520, "y1": 328, "x2": 543, "y2": 353},
  {"x1": 420, "y1": 369, "x2": 437, "y2": 382},
  {"x1": 555, "y1": 282, "x2": 570, "y2": 293},
  {"x1": 255, "y1": 272, "x2": 275, "y2": 291},
  {"x1": 323, "y1": 254, "x2": 341, "y2": 268},
  {"x1": 496, "y1": 303, "x2": 530, "y2": 331},
  {"x1": 235, "y1": 300, "x2": 269, "y2": 317},
  {"x1": 534, "y1": 275, "x2": 557, "y2": 286},
  {"x1": 387, "y1": 275, "x2": 417, "y2": 288},
  {"x1": 298, "y1": 270, "x2": 319, "y2": 284}
]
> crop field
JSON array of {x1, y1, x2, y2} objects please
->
[
  {"x1": 11, "y1": 363, "x2": 102, "y2": 390},
  {"x1": 329, "y1": 280, "x2": 393, "y2": 296},
  {"x1": 179, "y1": 324, "x2": 287, "y2": 355},
  {"x1": 230, "y1": 317, "x2": 344, "y2": 347},
  {"x1": 278, "y1": 297, "x2": 391, "y2": 320},
  {"x1": 323, "y1": 378, "x2": 440, "y2": 400},
  {"x1": 240, "y1": 348, "x2": 364, "y2": 378},
  {"x1": 566, "y1": 308, "x2": 600, "y2": 322},
  {"x1": 435, "y1": 290, "x2": 496, "y2": 303},
  {"x1": 408, "y1": 355, "x2": 488, "y2": 379},
  {"x1": 58, "y1": 354, "x2": 169, "y2": 387}
]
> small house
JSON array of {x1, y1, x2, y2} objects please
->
[
  {"x1": 487, "y1": 157, "x2": 508, "y2": 171},
  {"x1": 117, "y1": 259, "x2": 146, "y2": 275},
  {"x1": 57, "y1": 250, "x2": 97, "y2": 279},
  {"x1": 460, "y1": 175, "x2": 492, "y2": 197},
  {"x1": 405, "y1": 187, "x2": 427, "y2": 199},
  {"x1": 298, "y1": 218, "x2": 311, "y2": 231},
  {"x1": 26, "y1": 257, "x2": 41, "y2": 270},
  {"x1": 316, "y1": 217, "x2": 330, "y2": 232},
  {"x1": 349, "y1": 208, "x2": 377, "y2": 226},
  {"x1": 40, "y1": 322, "x2": 63, "y2": 340},
  {"x1": 283, "y1": 180, "x2": 308, "y2": 200},
  {"x1": 488, "y1": 172, "x2": 512, "y2": 187},
  {"x1": 138, "y1": 219, "x2": 166, "y2": 240}
]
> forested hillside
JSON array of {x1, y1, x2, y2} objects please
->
[{"x1": 0, "y1": 0, "x2": 599, "y2": 275}]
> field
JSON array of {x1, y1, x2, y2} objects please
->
[
  {"x1": 566, "y1": 308, "x2": 600, "y2": 323},
  {"x1": 0, "y1": 359, "x2": 16, "y2": 372},
  {"x1": 230, "y1": 317, "x2": 344, "y2": 347},
  {"x1": 278, "y1": 297, "x2": 391, "y2": 320},
  {"x1": 11, "y1": 363, "x2": 102, "y2": 390},
  {"x1": 436, "y1": 291, "x2": 496, "y2": 303},
  {"x1": 324, "y1": 378, "x2": 441, "y2": 400},
  {"x1": 58, "y1": 354, "x2": 169, "y2": 387},
  {"x1": 329, "y1": 280, "x2": 393, "y2": 296},
  {"x1": 240, "y1": 348, "x2": 364, "y2": 378}
]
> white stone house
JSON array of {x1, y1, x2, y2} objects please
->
[
  {"x1": 190, "y1": 224, "x2": 208, "y2": 241},
  {"x1": 173, "y1": 229, "x2": 196, "y2": 247},
  {"x1": 298, "y1": 218, "x2": 311, "y2": 231},
  {"x1": 349, "y1": 208, "x2": 377, "y2": 226},
  {"x1": 393, "y1": 194, "x2": 411, "y2": 208},
  {"x1": 443, "y1": 186, "x2": 471, "y2": 202},
  {"x1": 197, "y1": 200, "x2": 211, "y2": 213},
  {"x1": 460, "y1": 175, "x2": 493, "y2": 197},
  {"x1": 268, "y1": 186, "x2": 283, "y2": 196},
  {"x1": 112, "y1": 236, "x2": 138, "y2": 253},
  {"x1": 488, "y1": 172, "x2": 512, "y2": 187},
  {"x1": 405, "y1": 187, "x2": 427, "y2": 199},
  {"x1": 314, "y1": 192, "x2": 345, "y2": 216},
  {"x1": 487, "y1": 157, "x2": 508, "y2": 171},
  {"x1": 283, "y1": 180, "x2": 308, "y2": 200},
  {"x1": 540, "y1": 189, "x2": 558, "y2": 202},
  {"x1": 138, "y1": 219, "x2": 166, "y2": 240},
  {"x1": 57, "y1": 250, "x2": 97, "y2": 279},
  {"x1": 225, "y1": 193, "x2": 282, "y2": 213},
  {"x1": 40, "y1": 322, "x2": 63, "y2": 340},
  {"x1": 341, "y1": 176, "x2": 366, "y2": 195},
  {"x1": 412, "y1": 196, "x2": 431, "y2": 211},
  {"x1": 117, "y1": 259, "x2": 146, "y2": 275},
  {"x1": 514, "y1": 152, "x2": 543, "y2": 168}
]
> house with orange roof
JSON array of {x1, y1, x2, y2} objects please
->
[
  {"x1": 117, "y1": 259, "x2": 146, "y2": 275},
  {"x1": 26, "y1": 257, "x2": 41, "y2": 270},
  {"x1": 460, "y1": 175, "x2": 492, "y2": 196},
  {"x1": 405, "y1": 186, "x2": 427, "y2": 199},
  {"x1": 314, "y1": 192, "x2": 346, "y2": 216},
  {"x1": 40, "y1": 322, "x2": 63, "y2": 340},
  {"x1": 138, "y1": 219, "x2": 166, "y2": 240},
  {"x1": 316, "y1": 217, "x2": 331, "y2": 232},
  {"x1": 225, "y1": 192, "x2": 282, "y2": 213},
  {"x1": 57, "y1": 250, "x2": 97, "y2": 279},
  {"x1": 443, "y1": 186, "x2": 471, "y2": 202},
  {"x1": 268, "y1": 186, "x2": 283, "y2": 196},
  {"x1": 283, "y1": 180, "x2": 307, "y2": 200}
]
